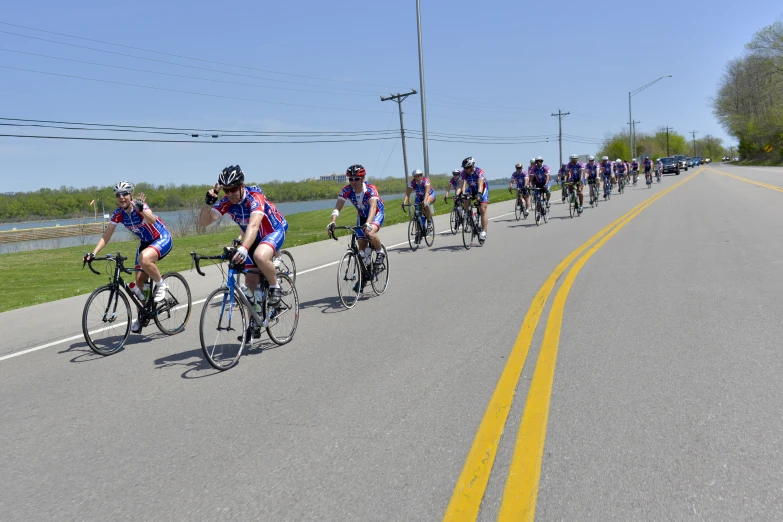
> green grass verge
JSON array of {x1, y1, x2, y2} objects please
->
[{"x1": 0, "y1": 186, "x2": 545, "y2": 313}]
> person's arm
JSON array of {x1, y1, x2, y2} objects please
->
[
  {"x1": 477, "y1": 174, "x2": 485, "y2": 195},
  {"x1": 366, "y1": 198, "x2": 378, "y2": 226},
  {"x1": 402, "y1": 187, "x2": 413, "y2": 209},
  {"x1": 327, "y1": 198, "x2": 346, "y2": 236},
  {"x1": 456, "y1": 178, "x2": 465, "y2": 197},
  {"x1": 199, "y1": 183, "x2": 222, "y2": 227},
  {"x1": 233, "y1": 212, "x2": 262, "y2": 263},
  {"x1": 132, "y1": 192, "x2": 157, "y2": 224},
  {"x1": 89, "y1": 223, "x2": 117, "y2": 257}
]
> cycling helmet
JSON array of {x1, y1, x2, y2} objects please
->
[
  {"x1": 346, "y1": 164, "x2": 366, "y2": 178},
  {"x1": 569, "y1": 154, "x2": 579, "y2": 160},
  {"x1": 602, "y1": 156, "x2": 609, "y2": 161},
  {"x1": 535, "y1": 156, "x2": 544, "y2": 162},
  {"x1": 113, "y1": 181, "x2": 134, "y2": 194},
  {"x1": 219, "y1": 165, "x2": 244, "y2": 187},
  {"x1": 461, "y1": 157, "x2": 476, "y2": 169},
  {"x1": 615, "y1": 159, "x2": 622, "y2": 164},
  {"x1": 515, "y1": 162, "x2": 523, "y2": 168},
  {"x1": 412, "y1": 169, "x2": 423, "y2": 176},
  {"x1": 452, "y1": 168, "x2": 461, "y2": 175},
  {"x1": 530, "y1": 158, "x2": 535, "y2": 165},
  {"x1": 632, "y1": 158, "x2": 638, "y2": 162},
  {"x1": 587, "y1": 155, "x2": 595, "y2": 161}
]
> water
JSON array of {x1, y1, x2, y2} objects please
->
[{"x1": 0, "y1": 184, "x2": 508, "y2": 252}]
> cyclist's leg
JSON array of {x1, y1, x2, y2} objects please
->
[
  {"x1": 138, "y1": 234, "x2": 171, "y2": 288},
  {"x1": 364, "y1": 210, "x2": 384, "y2": 252},
  {"x1": 577, "y1": 182, "x2": 584, "y2": 206},
  {"x1": 479, "y1": 188, "x2": 489, "y2": 232},
  {"x1": 422, "y1": 194, "x2": 435, "y2": 222}
]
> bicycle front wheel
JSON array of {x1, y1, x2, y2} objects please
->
[
  {"x1": 275, "y1": 249, "x2": 297, "y2": 285},
  {"x1": 154, "y1": 272, "x2": 192, "y2": 335},
  {"x1": 462, "y1": 208, "x2": 475, "y2": 249},
  {"x1": 569, "y1": 194, "x2": 575, "y2": 218},
  {"x1": 266, "y1": 273, "x2": 299, "y2": 345},
  {"x1": 424, "y1": 219, "x2": 435, "y2": 247},
  {"x1": 199, "y1": 287, "x2": 246, "y2": 371},
  {"x1": 370, "y1": 244, "x2": 390, "y2": 295},
  {"x1": 337, "y1": 251, "x2": 361, "y2": 308},
  {"x1": 514, "y1": 197, "x2": 522, "y2": 221},
  {"x1": 407, "y1": 218, "x2": 420, "y2": 251},
  {"x1": 449, "y1": 207, "x2": 459, "y2": 234},
  {"x1": 82, "y1": 285, "x2": 131, "y2": 356}
]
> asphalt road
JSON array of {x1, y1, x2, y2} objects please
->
[{"x1": 1, "y1": 165, "x2": 781, "y2": 521}]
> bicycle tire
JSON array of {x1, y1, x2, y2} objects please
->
[
  {"x1": 82, "y1": 285, "x2": 131, "y2": 356},
  {"x1": 535, "y1": 198, "x2": 542, "y2": 226},
  {"x1": 265, "y1": 273, "x2": 299, "y2": 345},
  {"x1": 462, "y1": 207, "x2": 474, "y2": 250},
  {"x1": 449, "y1": 207, "x2": 458, "y2": 234},
  {"x1": 275, "y1": 249, "x2": 297, "y2": 285},
  {"x1": 407, "y1": 218, "x2": 420, "y2": 252},
  {"x1": 514, "y1": 197, "x2": 522, "y2": 221},
  {"x1": 337, "y1": 251, "x2": 361, "y2": 308},
  {"x1": 569, "y1": 192, "x2": 575, "y2": 218},
  {"x1": 476, "y1": 213, "x2": 485, "y2": 245},
  {"x1": 543, "y1": 202, "x2": 549, "y2": 223},
  {"x1": 424, "y1": 219, "x2": 435, "y2": 247},
  {"x1": 154, "y1": 272, "x2": 192, "y2": 335},
  {"x1": 199, "y1": 286, "x2": 246, "y2": 371},
  {"x1": 370, "y1": 244, "x2": 390, "y2": 295}
]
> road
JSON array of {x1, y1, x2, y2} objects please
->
[{"x1": 1, "y1": 164, "x2": 782, "y2": 521}]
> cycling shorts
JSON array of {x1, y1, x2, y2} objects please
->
[
  {"x1": 355, "y1": 211, "x2": 384, "y2": 240},
  {"x1": 136, "y1": 234, "x2": 172, "y2": 268},
  {"x1": 532, "y1": 183, "x2": 550, "y2": 194},
  {"x1": 243, "y1": 230, "x2": 286, "y2": 269},
  {"x1": 468, "y1": 186, "x2": 489, "y2": 203}
]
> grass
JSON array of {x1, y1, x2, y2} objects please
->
[
  {"x1": 0, "y1": 187, "x2": 537, "y2": 313},
  {"x1": 736, "y1": 158, "x2": 783, "y2": 167}
]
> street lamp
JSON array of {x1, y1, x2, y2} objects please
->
[{"x1": 629, "y1": 75, "x2": 672, "y2": 158}]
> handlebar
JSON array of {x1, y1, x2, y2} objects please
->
[
  {"x1": 82, "y1": 253, "x2": 131, "y2": 276},
  {"x1": 328, "y1": 225, "x2": 366, "y2": 242},
  {"x1": 190, "y1": 247, "x2": 236, "y2": 276}
]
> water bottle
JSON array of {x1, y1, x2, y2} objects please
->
[
  {"x1": 253, "y1": 288, "x2": 263, "y2": 312},
  {"x1": 363, "y1": 247, "x2": 372, "y2": 266},
  {"x1": 142, "y1": 282, "x2": 151, "y2": 302},
  {"x1": 128, "y1": 282, "x2": 145, "y2": 302}
]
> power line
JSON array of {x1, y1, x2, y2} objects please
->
[
  {"x1": 0, "y1": 133, "x2": 400, "y2": 144},
  {"x1": 0, "y1": 21, "x2": 410, "y2": 91}
]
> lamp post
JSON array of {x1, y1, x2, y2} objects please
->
[
  {"x1": 415, "y1": 0, "x2": 430, "y2": 177},
  {"x1": 629, "y1": 75, "x2": 672, "y2": 158}
]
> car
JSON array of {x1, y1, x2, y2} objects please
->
[
  {"x1": 660, "y1": 157, "x2": 680, "y2": 175},
  {"x1": 692, "y1": 156, "x2": 702, "y2": 166},
  {"x1": 686, "y1": 158, "x2": 694, "y2": 167},
  {"x1": 733, "y1": 157, "x2": 739, "y2": 161},
  {"x1": 704, "y1": 158, "x2": 712, "y2": 164},
  {"x1": 673, "y1": 155, "x2": 689, "y2": 171}
]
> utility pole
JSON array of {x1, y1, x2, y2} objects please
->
[
  {"x1": 630, "y1": 120, "x2": 641, "y2": 157},
  {"x1": 690, "y1": 130, "x2": 698, "y2": 156},
  {"x1": 381, "y1": 90, "x2": 418, "y2": 216},
  {"x1": 415, "y1": 0, "x2": 430, "y2": 177},
  {"x1": 664, "y1": 126, "x2": 673, "y2": 156},
  {"x1": 551, "y1": 109, "x2": 570, "y2": 167}
]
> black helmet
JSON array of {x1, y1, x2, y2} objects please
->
[
  {"x1": 461, "y1": 157, "x2": 475, "y2": 169},
  {"x1": 219, "y1": 165, "x2": 244, "y2": 187}
]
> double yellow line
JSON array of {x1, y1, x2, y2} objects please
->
[
  {"x1": 443, "y1": 170, "x2": 700, "y2": 521},
  {"x1": 707, "y1": 167, "x2": 783, "y2": 194}
]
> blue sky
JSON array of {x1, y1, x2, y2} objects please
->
[{"x1": 0, "y1": 0, "x2": 779, "y2": 192}]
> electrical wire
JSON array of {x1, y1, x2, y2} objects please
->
[{"x1": 0, "y1": 133, "x2": 400, "y2": 144}]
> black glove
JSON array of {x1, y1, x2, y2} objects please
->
[
  {"x1": 133, "y1": 200, "x2": 145, "y2": 213},
  {"x1": 205, "y1": 191, "x2": 218, "y2": 205},
  {"x1": 83, "y1": 252, "x2": 95, "y2": 263}
]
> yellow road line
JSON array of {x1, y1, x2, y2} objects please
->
[
  {"x1": 707, "y1": 168, "x2": 783, "y2": 194},
  {"x1": 497, "y1": 171, "x2": 698, "y2": 521},
  {"x1": 443, "y1": 187, "x2": 675, "y2": 521}
]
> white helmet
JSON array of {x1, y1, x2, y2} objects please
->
[
  {"x1": 113, "y1": 180, "x2": 134, "y2": 194},
  {"x1": 412, "y1": 169, "x2": 423, "y2": 176},
  {"x1": 587, "y1": 155, "x2": 595, "y2": 161},
  {"x1": 602, "y1": 156, "x2": 609, "y2": 161},
  {"x1": 615, "y1": 158, "x2": 622, "y2": 164},
  {"x1": 530, "y1": 158, "x2": 536, "y2": 165},
  {"x1": 569, "y1": 154, "x2": 579, "y2": 160},
  {"x1": 452, "y1": 168, "x2": 461, "y2": 175},
  {"x1": 535, "y1": 156, "x2": 544, "y2": 162},
  {"x1": 515, "y1": 162, "x2": 523, "y2": 168},
  {"x1": 632, "y1": 158, "x2": 638, "y2": 162}
]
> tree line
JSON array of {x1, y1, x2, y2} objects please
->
[
  {"x1": 595, "y1": 128, "x2": 728, "y2": 163},
  {"x1": 0, "y1": 174, "x2": 456, "y2": 222},
  {"x1": 712, "y1": 17, "x2": 783, "y2": 162}
]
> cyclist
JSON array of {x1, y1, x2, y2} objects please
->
[
  {"x1": 565, "y1": 154, "x2": 585, "y2": 214},
  {"x1": 528, "y1": 158, "x2": 536, "y2": 178},
  {"x1": 631, "y1": 158, "x2": 640, "y2": 185},
  {"x1": 557, "y1": 163, "x2": 568, "y2": 203},
  {"x1": 200, "y1": 165, "x2": 288, "y2": 308},
  {"x1": 326, "y1": 164, "x2": 385, "y2": 270},
  {"x1": 614, "y1": 159, "x2": 627, "y2": 192},
  {"x1": 445, "y1": 168, "x2": 463, "y2": 231},
  {"x1": 85, "y1": 181, "x2": 172, "y2": 334},
  {"x1": 643, "y1": 156, "x2": 654, "y2": 184},
  {"x1": 584, "y1": 155, "x2": 600, "y2": 204},
  {"x1": 402, "y1": 169, "x2": 435, "y2": 229},
  {"x1": 600, "y1": 156, "x2": 614, "y2": 199},
  {"x1": 508, "y1": 162, "x2": 529, "y2": 218},
  {"x1": 455, "y1": 156, "x2": 489, "y2": 241},
  {"x1": 656, "y1": 158, "x2": 663, "y2": 181},
  {"x1": 530, "y1": 156, "x2": 552, "y2": 211}
]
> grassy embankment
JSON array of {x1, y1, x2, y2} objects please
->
[{"x1": 0, "y1": 188, "x2": 537, "y2": 312}]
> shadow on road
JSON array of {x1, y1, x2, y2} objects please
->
[
  {"x1": 59, "y1": 332, "x2": 167, "y2": 363},
  {"x1": 299, "y1": 295, "x2": 345, "y2": 314},
  {"x1": 428, "y1": 244, "x2": 470, "y2": 252},
  {"x1": 153, "y1": 337, "x2": 278, "y2": 379}
]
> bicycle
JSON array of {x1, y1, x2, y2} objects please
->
[
  {"x1": 191, "y1": 245, "x2": 299, "y2": 371},
  {"x1": 565, "y1": 182, "x2": 582, "y2": 218},
  {"x1": 445, "y1": 196, "x2": 465, "y2": 234},
  {"x1": 512, "y1": 188, "x2": 529, "y2": 221},
  {"x1": 82, "y1": 253, "x2": 192, "y2": 356},
  {"x1": 632, "y1": 170, "x2": 639, "y2": 187},
  {"x1": 617, "y1": 174, "x2": 625, "y2": 194},
  {"x1": 403, "y1": 203, "x2": 434, "y2": 251},
  {"x1": 330, "y1": 225, "x2": 389, "y2": 308},
  {"x1": 274, "y1": 249, "x2": 296, "y2": 285},
  {"x1": 587, "y1": 178, "x2": 599, "y2": 208},
  {"x1": 531, "y1": 187, "x2": 549, "y2": 226},
  {"x1": 656, "y1": 169, "x2": 662, "y2": 183},
  {"x1": 461, "y1": 195, "x2": 486, "y2": 249},
  {"x1": 603, "y1": 179, "x2": 613, "y2": 200},
  {"x1": 645, "y1": 170, "x2": 653, "y2": 188}
]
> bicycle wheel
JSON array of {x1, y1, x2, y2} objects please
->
[
  {"x1": 462, "y1": 208, "x2": 475, "y2": 249},
  {"x1": 370, "y1": 244, "x2": 390, "y2": 295},
  {"x1": 514, "y1": 197, "x2": 522, "y2": 221},
  {"x1": 199, "y1": 286, "x2": 246, "y2": 371},
  {"x1": 424, "y1": 218, "x2": 435, "y2": 247},
  {"x1": 266, "y1": 273, "x2": 299, "y2": 345},
  {"x1": 154, "y1": 272, "x2": 192, "y2": 335},
  {"x1": 337, "y1": 251, "x2": 361, "y2": 308},
  {"x1": 275, "y1": 249, "x2": 297, "y2": 285},
  {"x1": 449, "y1": 207, "x2": 458, "y2": 234},
  {"x1": 476, "y1": 214, "x2": 485, "y2": 245},
  {"x1": 82, "y1": 285, "x2": 132, "y2": 356},
  {"x1": 407, "y1": 217, "x2": 420, "y2": 251},
  {"x1": 569, "y1": 193, "x2": 575, "y2": 218},
  {"x1": 543, "y1": 200, "x2": 549, "y2": 223},
  {"x1": 535, "y1": 198, "x2": 541, "y2": 226}
]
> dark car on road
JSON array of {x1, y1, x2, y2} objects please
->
[
  {"x1": 673, "y1": 155, "x2": 689, "y2": 171},
  {"x1": 660, "y1": 157, "x2": 680, "y2": 175},
  {"x1": 692, "y1": 156, "x2": 702, "y2": 166}
]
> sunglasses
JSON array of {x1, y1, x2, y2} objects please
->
[
  {"x1": 348, "y1": 177, "x2": 363, "y2": 182},
  {"x1": 222, "y1": 185, "x2": 242, "y2": 194},
  {"x1": 115, "y1": 191, "x2": 130, "y2": 198}
]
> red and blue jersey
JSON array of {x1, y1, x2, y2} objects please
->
[
  {"x1": 460, "y1": 167, "x2": 486, "y2": 192},
  {"x1": 631, "y1": 161, "x2": 640, "y2": 170},
  {"x1": 558, "y1": 165, "x2": 568, "y2": 181},
  {"x1": 511, "y1": 171, "x2": 527, "y2": 189},
  {"x1": 615, "y1": 162, "x2": 627, "y2": 174},
  {"x1": 448, "y1": 177, "x2": 460, "y2": 191},
  {"x1": 600, "y1": 161, "x2": 613, "y2": 176},
  {"x1": 409, "y1": 177, "x2": 435, "y2": 201},
  {"x1": 643, "y1": 158, "x2": 653, "y2": 171},
  {"x1": 585, "y1": 162, "x2": 599, "y2": 178},
  {"x1": 338, "y1": 182, "x2": 385, "y2": 219},
  {"x1": 212, "y1": 185, "x2": 287, "y2": 241},
  {"x1": 566, "y1": 161, "x2": 584, "y2": 182},
  {"x1": 110, "y1": 203, "x2": 169, "y2": 243},
  {"x1": 531, "y1": 164, "x2": 550, "y2": 185}
]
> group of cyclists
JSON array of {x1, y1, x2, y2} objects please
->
[{"x1": 82, "y1": 154, "x2": 665, "y2": 334}]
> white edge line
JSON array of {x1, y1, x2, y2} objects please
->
[{"x1": 1, "y1": 210, "x2": 518, "y2": 362}]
